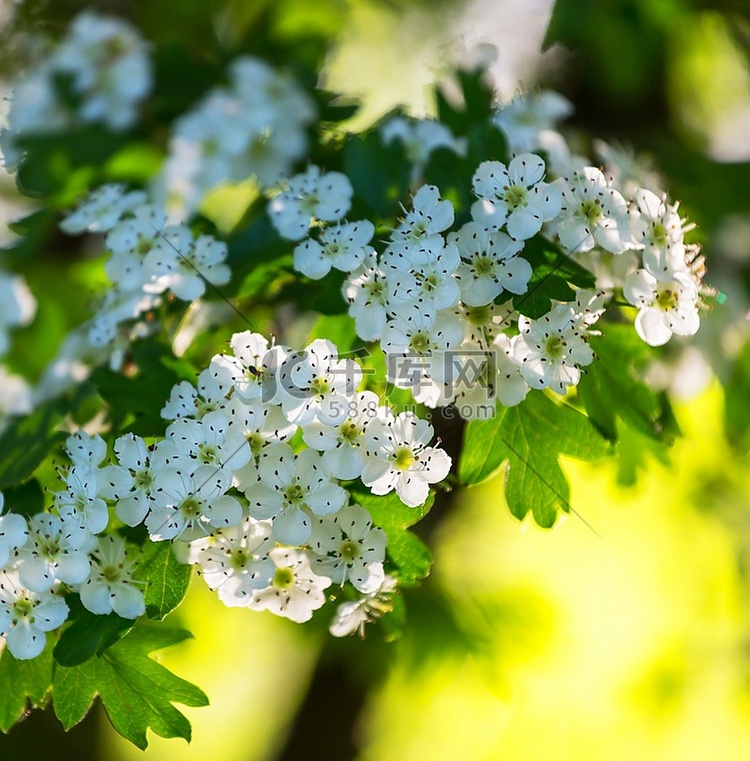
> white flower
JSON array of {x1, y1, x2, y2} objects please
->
[
  {"x1": 146, "y1": 228, "x2": 231, "y2": 301},
  {"x1": 302, "y1": 391, "x2": 381, "y2": 480},
  {"x1": 148, "y1": 466, "x2": 241, "y2": 542},
  {"x1": 244, "y1": 444, "x2": 347, "y2": 545},
  {"x1": 269, "y1": 165, "x2": 353, "y2": 241},
  {"x1": 451, "y1": 222, "x2": 531, "y2": 305},
  {"x1": 512, "y1": 304, "x2": 598, "y2": 395},
  {"x1": 555, "y1": 167, "x2": 637, "y2": 255},
  {"x1": 342, "y1": 254, "x2": 389, "y2": 342},
  {"x1": 105, "y1": 205, "x2": 168, "y2": 292},
  {"x1": 164, "y1": 410, "x2": 252, "y2": 476},
  {"x1": 86, "y1": 287, "x2": 159, "y2": 349},
  {"x1": 309, "y1": 505, "x2": 386, "y2": 593},
  {"x1": 493, "y1": 91, "x2": 573, "y2": 152},
  {"x1": 278, "y1": 339, "x2": 362, "y2": 427},
  {"x1": 53, "y1": 11, "x2": 151, "y2": 130},
  {"x1": 55, "y1": 467, "x2": 109, "y2": 537},
  {"x1": 188, "y1": 517, "x2": 275, "y2": 607},
  {"x1": 388, "y1": 184, "x2": 454, "y2": 260},
  {"x1": 0, "y1": 495, "x2": 28, "y2": 568},
  {"x1": 98, "y1": 434, "x2": 163, "y2": 527},
  {"x1": 16, "y1": 513, "x2": 91, "y2": 592},
  {"x1": 623, "y1": 269, "x2": 700, "y2": 347},
  {"x1": 65, "y1": 430, "x2": 107, "y2": 472},
  {"x1": 329, "y1": 575, "x2": 398, "y2": 638},
  {"x1": 78, "y1": 535, "x2": 145, "y2": 619},
  {"x1": 293, "y1": 220, "x2": 374, "y2": 279},
  {"x1": 249, "y1": 547, "x2": 331, "y2": 623},
  {"x1": 0, "y1": 570, "x2": 69, "y2": 660},
  {"x1": 362, "y1": 411, "x2": 451, "y2": 507},
  {"x1": 471, "y1": 154, "x2": 562, "y2": 238},
  {"x1": 227, "y1": 400, "x2": 297, "y2": 468},
  {"x1": 216, "y1": 331, "x2": 291, "y2": 407},
  {"x1": 160, "y1": 55, "x2": 315, "y2": 218},
  {"x1": 448, "y1": 334, "x2": 529, "y2": 418},
  {"x1": 383, "y1": 237, "x2": 461, "y2": 319},
  {"x1": 633, "y1": 188, "x2": 695, "y2": 276},
  {"x1": 60, "y1": 184, "x2": 146, "y2": 234},
  {"x1": 381, "y1": 311, "x2": 465, "y2": 393}
]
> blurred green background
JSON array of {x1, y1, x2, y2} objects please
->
[{"x1": 2, "y1": 0, "x2": 750, "y2": 759}]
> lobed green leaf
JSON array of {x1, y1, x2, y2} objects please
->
[{"x1": 53, "y1": 626, "x2": 208, "y2": 750}]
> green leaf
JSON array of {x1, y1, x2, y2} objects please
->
[
  {"x1": 460, "y1": 393, "x2": 610, "y2": 527},
  {"x1": 2, "y1": 479, "x2": 45, "y2": 517},
  {"x1": 343, "y1": 131, "x2": 410, "y2": 219},
  {"x1": 458, "y1": 406, "x2": 508, "y2": 485},
  {"x1": 0, "y1": 638, "x2": 55, "y2": 733},
  {"x1": 436, "y1": 67, "x2": 495, "y2": 135},
  {"x1": 53, "y1": 596, "x2": 134, "y2": 667},
  {"x1": 306, "y1": 313, "x2": 358, "y2": 355},
  {"x1": 579, "y1": 326, "x2": 670, "y2": 442},
  {"x1": 0, "y1": 401, "x2": 67, "y2": 490},
  {"x1": 92, "y1": 339, "x2": 193, "y2": 436},
  {"x1": 133, "y1": 542, "x2": 193, "y2": 621},
  {"x1": 510, "y1": 238, "x2": 595, "y2": 318},
  {"x1": 511, "y1": 286, "x2": 553, "y2": 320},
  {"x1": 53, "y1": 627, "x2": 208, "y2": 750},
  {"x1": 353, "y1": 490, "x2": 434, "y2": 585},
  {"x1": 236, "y1": 254, "x2": 295, "y2": 299}
]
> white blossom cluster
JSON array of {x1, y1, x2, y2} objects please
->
[
  {"x1": 0, "y1": 333, "x2": 448, "y2": 658},
  {"x1": 59, "y1": 184, "x2": 231, "y2": 369},
  {"x1": 158, "y1": 56, "x2": 317, "y2": 220},
  {"x1": 275, "y1": 95, "x2": 707, "y2": 419},
  {"x1": 496, "y1": 90, "x2": 708, "y2": 348},
  {"x1": 0, "y1": 10, "x2": 151, "y2": 168},
  {"x1": 0, "y1": 433, "x2": 146, "y2": 660}
]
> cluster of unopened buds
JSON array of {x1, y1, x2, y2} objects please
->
[{"x1": 0, "y1": 332, "x2": 452, "y2": 659}]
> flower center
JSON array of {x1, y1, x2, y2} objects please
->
[
  {"x1": 340, "y1": 540, "x2": 359, "y2": 562},
  {"x1": 300, "y1": 194, "x2": 319, "y2": 215},
  {"x1": 273, "y1": 566, "x2": 295, "y2": 589},
  {"x1": 197, "y1": 443, "x2": 219, "y2": 464},
  {"x1": 283, "y1": 483, "x2": 306, "y2": 505},
  {"x1": 474, "y1": 255, "x2": 495, "y2": 277},
  {"x1": 134, "y1": 469, "x2": 153, "y2": 490},
  {"x1": 247, "y1": 432, "x2": 265, "y2": 457},
  {"x1": 41, "y1": 537, "x2": 60, "y2": 558},
  {"x1": 394, "y1": 446, "x2": 415, "y2": 471},
  {"x1": 544, "y1": 335, "x2": 566, "y2": 360},
  {"x1": 466, "y1": 305, "x2": 491, "y2": 326},
  {"x1": 339, "y1": 421, "x2": 361, "y2": 444},
  {"x1": 310, "y1": 376, "x2": 331, "y2": 397},
  {"x1": 503, "y1": 185, "x2": 527, "y2": 209},
  {"x1": 182, "y1": 497, "x2": 202, "y2": 518},
  {"x1": 12, "y1": 597, "x2": 34, "y2": 622},
  {"x1": 651, "y1": 222, "x2": 668, "y2": 247},
  {"x1": 136, "y1": 237, "x2": 154, "y2": 256},
  {"x1": 102, "y1": 564, "x2": 123, "y2": 582},
  {"x1": 581, "y1": 199, "x2": 602, "y2": 225},
  {"x1": 326, "y1": 241, "x2": 342, "y2": 258},
  {"x1": 230, "y1": 549, "x2": 248, "y2": 570},
  {"x1": 409, "y1": 332, "x2": 431, "y2": 355},
  {"x1": 656, "y1": 284, "x2": 679, "y2": 311}
]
